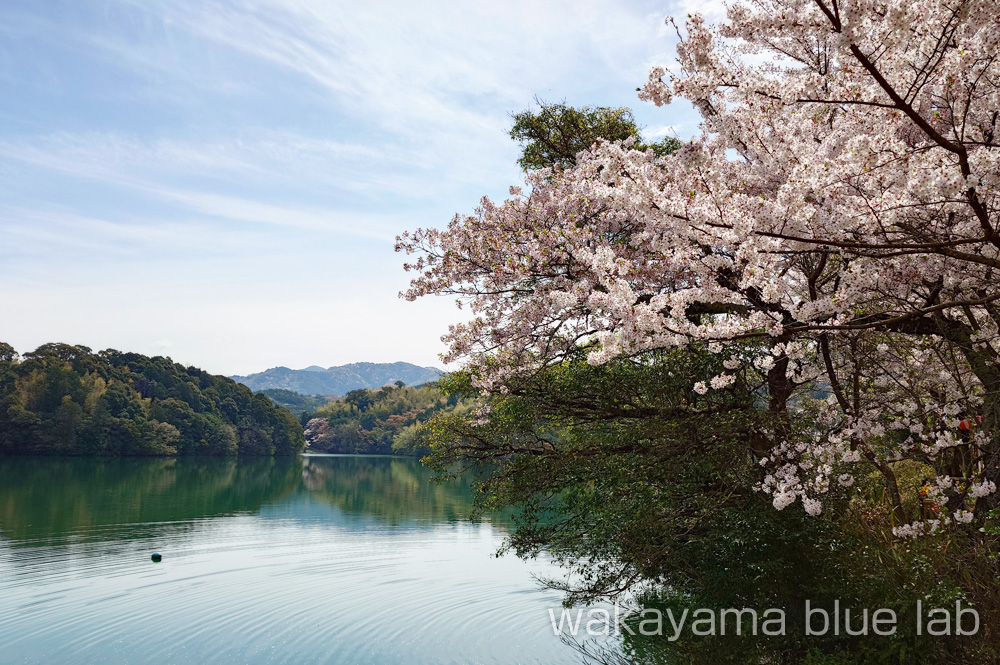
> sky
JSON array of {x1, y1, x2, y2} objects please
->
[{"x1": 0, "y1": 0, "x2": 713, "y2": 376}]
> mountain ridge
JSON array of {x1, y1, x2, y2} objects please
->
[{"x1": 231, "y1": 361, "x2": 444, "y2": 396}]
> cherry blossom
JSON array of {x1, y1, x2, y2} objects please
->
[{"x1": 398, "y1": 0, "x2": 1000, "y2": 530}]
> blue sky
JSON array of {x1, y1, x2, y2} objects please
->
[{"x1": 1, "y1": 0, "x2": 710, "y2": 376}]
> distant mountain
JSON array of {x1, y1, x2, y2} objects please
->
[{"x1": 231, "y1": 362, "x2": 444, "y2": 396}]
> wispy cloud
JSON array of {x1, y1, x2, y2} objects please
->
[
  {"x1": 0, "y1": 132, "x2": 422, "y2": 241},
  {"x1": 0, "y1": 0, "x2": 704, "y2": 373},
  {"x1": 100, "y1": 0, "x2": 685, "y2": 154}
]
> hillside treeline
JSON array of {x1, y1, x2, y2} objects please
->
[
  {"x1": 303, "y1": 382, "x2": 467, "y2": 455},
  {"x1": 0, "y1": 343, "x2": 304, "y2": 456},
  {"x1": 259, "y1": 389, "x2": 333, "y2": 417}
]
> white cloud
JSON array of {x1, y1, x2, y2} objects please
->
[
  {"x1": 111, "y1": 0, "x2": 677, "y2": 140},
  {"x1": 0, "y1": 0, "x2": 709, "y2": 373},
  {"x1": 666, "y1": 0, "x2": 729, "y2": 24},
  {"x1": 644, "y1": 124, "x2": 679, "y2": 138}
]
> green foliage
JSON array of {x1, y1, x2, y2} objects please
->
[
  {"x1": 610, "y1": 508, "x2": 990, "y2": 665},
  {"x1": 421, "y1": 348, "x2": 1000, "y2": 664},
  {"x1": 0, "y1": 343, "x2": 304, "y2": 457},
  {"x1": 303, "y1": 382, "x2": 467, "y2": 456},
  {"x1": 424, "y1": 348, "x2": 763, "y2": 597},
  {"x1": 510, "y1": 100, "x2": 681, "y2": 171}
]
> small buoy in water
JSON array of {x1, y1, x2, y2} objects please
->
[{"x1": 151, "y1": 553, "x2": 162, "y2": 563}]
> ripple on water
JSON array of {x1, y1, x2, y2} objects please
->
[{"x1": 0, "y1": 457, "x2": 587, "y2": 665}]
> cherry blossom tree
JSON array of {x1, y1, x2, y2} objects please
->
[{"x1": 398, "y1": 0, "x2": 1000, "y2": 531}]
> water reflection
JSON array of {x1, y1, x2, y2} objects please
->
[
  {"x1": 0, "y1": 455, "x2": 482, "y2": 547},
  {"x1": 301, "y1": 455, "x2": 476, "y2": 524},
  {"x1": 0, "y1": 455, "x2": 567, "y2": 665},
  {"x1": 0, "y1": 456, "x2": 302, "y2": 544}
]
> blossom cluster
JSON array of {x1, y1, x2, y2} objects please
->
[{"x1": 398, "y1": 0, "x2": 1000, "y2": 531}]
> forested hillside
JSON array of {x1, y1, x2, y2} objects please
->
[
  {"x1": 303, "y1": 383, "x2": 468, "y2": 456},
  {"x1": 0, "y1": 343, "x2": 304, "y2": 456},
  {"x1": 258, "y1": 389, "x2": 333, "y2": 417}
]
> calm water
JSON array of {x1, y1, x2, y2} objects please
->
[{"x1": 0, "y1": 455, "x2": 581, "y2": 665}]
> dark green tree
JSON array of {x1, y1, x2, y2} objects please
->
[
  {"x1": 509, "y1": 100, "x2": 681, "y2": 171},
  {"x1": 0, "y1": 343, "x2": 303, "y2": 457}
]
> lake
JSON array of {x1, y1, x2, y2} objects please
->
[{"x1": 0, "y1": 455, "x2": 587, "y2": 665}]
